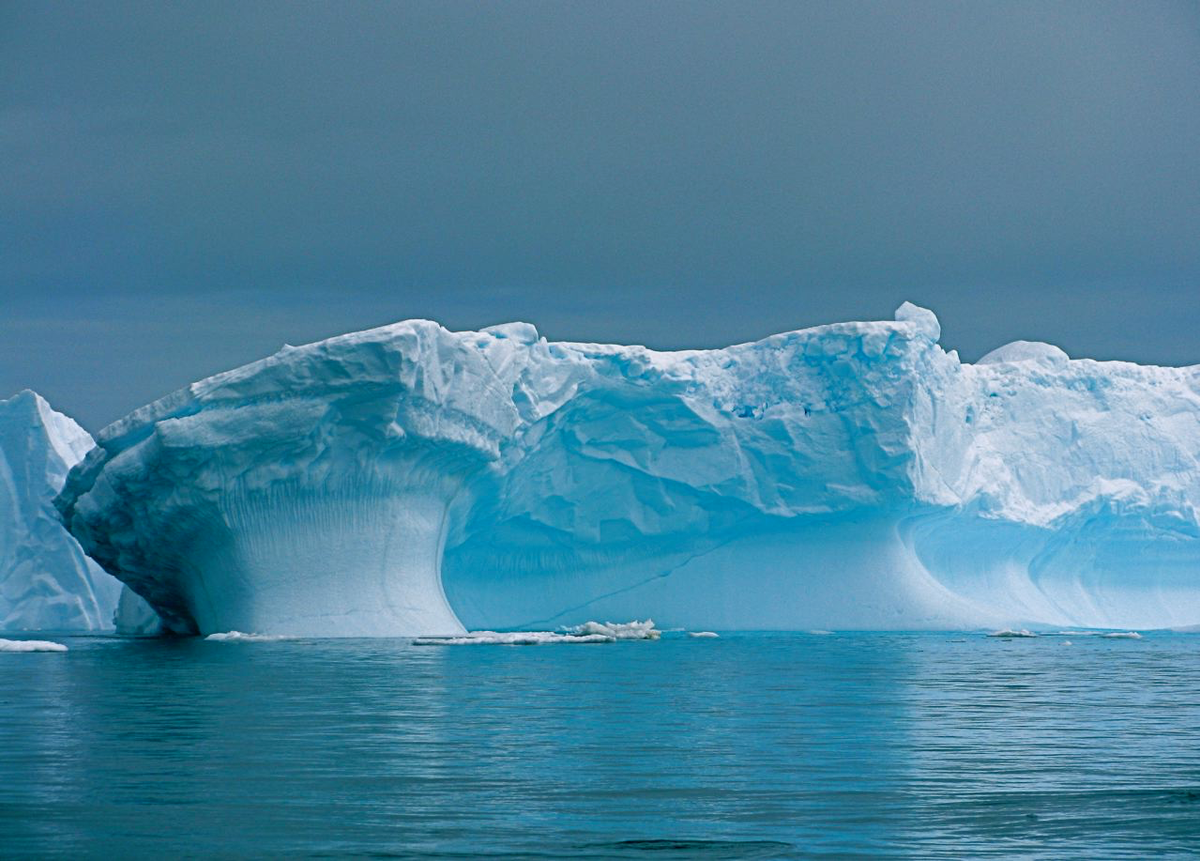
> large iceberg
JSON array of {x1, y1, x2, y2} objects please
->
[
  {"x1": 1, "y1": 391, "x2": 121, "y2": 631},
  {"x1": 56, "y1": 304, "x2": 1200, "y2": 636}
]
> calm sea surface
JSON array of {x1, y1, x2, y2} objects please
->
[{"x1": 2, "y1": 631, "x2": 1199, "y2": 859}]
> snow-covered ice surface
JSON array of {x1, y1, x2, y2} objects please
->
[
  {"x1": 0, "y1": 637, "x2": 68, "y2": 652},
  {"x1": 56, "y1": 303, "x2": 1200, "y2": 637},
  {"x1": 1, "y1": 391, "x2": 121, "y2": 632}
]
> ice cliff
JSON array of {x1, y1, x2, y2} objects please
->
[
  {"x1": 56, "y1": 304, "x2": 1200, "y2": 636},
  {"x1": 1, "y1": 391, "x2": 121, "y2": 631}
]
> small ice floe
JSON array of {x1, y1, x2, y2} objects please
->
[
  {"x1": 0, "y1": 638, "x2": 68, "y2": 652},
  {"x1": 414, "y1": 619, "x2": 662, "y2": 646},
  {"x1": 205, "y1": 631, "x2": 291, "y2": 642},
  {"x1": 987, "y1": 629, "x2": 1038, "y2": 638},
  {"x1": 566, "y1": 619, "x2": 661, "y2": 640},
  {"x1": 1102, "y1": 631, "x2": 1142, "y2": 639},
  {"x1": 688, "y1": 631, "x2": 719, "y2": 638},
  {"x1": 806, "y1": 629, "x2": 834, "y2": 635}
]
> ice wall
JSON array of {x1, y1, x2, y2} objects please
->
[
  {"x1": 1, "y1": 391, "x2": 121, "y2": 631},
  {"x1": 57, "y1": 306, "x2": 1200, "y2": 635}
]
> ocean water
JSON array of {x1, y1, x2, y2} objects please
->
[{"x1": 3, "y1": 631, "x2": 1199, "y2": 859}]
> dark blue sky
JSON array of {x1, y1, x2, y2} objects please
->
[{"x1": 3, "y1": 1, "x2": 1198, "y2": 430}]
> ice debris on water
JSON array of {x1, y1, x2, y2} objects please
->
[
  {"x1": 1101, "y1": 631, "x2": 1142, "y2": 639},
  {"x1": 988, "y1": 629, "x2": 1039, "y2": 638},
  {"x1": 688, "y1": 631, "x2": 719, "y2": 638},
  {"x1": 0, "y1": 638, "x2": 68, "y2": 652},
  {"x1": 414, "y1": 619, "x2": 661, "y2": 646},
  {"x1": 205, "y1": 631, "x2": 292, "y2": 642},
  {"x1": 564, "y1": 619, "x2": 660, "y2": 639}
]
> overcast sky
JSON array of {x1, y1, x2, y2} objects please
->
[{"x1": 3, "y1": 0, "x2": 1198, "y2": 430}]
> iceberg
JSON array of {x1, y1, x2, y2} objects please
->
[
  {"x1": 1, "y1": 391, "x2": 121, "y2": 632},
  {"x1": 56, "y1": 304, "x2": 1200, "y2": 636}
]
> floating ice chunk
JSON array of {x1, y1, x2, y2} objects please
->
[
  {"x1": 413, "y1": 631, "x2": 611, "y2": 645},
  {"x1": 1101, "y1": 631, "x2": 1142, "y2": 639},
  {"x1": 688, "y1": 631, "x2": 719, "y2": 638},
  {"x1": 987, "y1": 629, "x2": 1039, "y2": 638},
  {"x1": 205, "y1": 631, "x2": 292, "y2": 642},
  {"x1": 806, "y1": 629, "x2": 834, "y2": 636},
  {"x1": 564, "y1": 619, "x2": 661, "y2": 640},
  {"x1": 414, "y1": 619, "x2": 661, "y2": 645},
  {"x1": 0, "y1": 638, "x2": 67, "y2": 652}
]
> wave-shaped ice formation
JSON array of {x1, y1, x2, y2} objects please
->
[
  {"x1": 56, "y1": 303, "x2": 1200, "y2": 636},
  {"x1": 1, "y1": 391, "x2": 121, "y2": 632}
]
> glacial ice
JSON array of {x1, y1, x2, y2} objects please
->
[
  {"x1": 56, "y1": 303, "x2": 1200, "y2": 637},
  {"x1": 113, "y1": 584, "x2": 164, "y2": 636},
  {"x1": 1, "y1": 391, "x2": 121, "y2": 632}
]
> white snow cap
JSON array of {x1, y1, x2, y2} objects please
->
[{"x1": 894, "y1": 302, "x2": 940, "y2": 341}]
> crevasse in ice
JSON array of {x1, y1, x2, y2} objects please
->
[{"x1": 56, "y1": 304, "x2": 1200, "y2": 636}]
